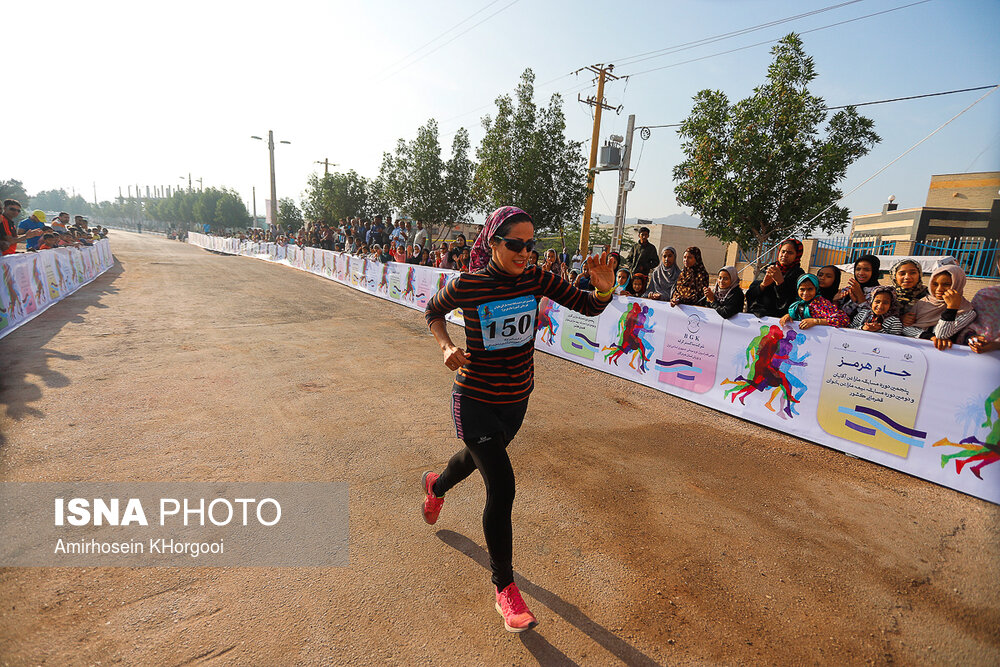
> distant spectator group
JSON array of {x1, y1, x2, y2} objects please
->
[
  {"x1": 214, "y1": 220, "x2": 1000, "y2": 355},
  {"x1": 1, "y1": 199, "x2": 108, "y2": 256}
]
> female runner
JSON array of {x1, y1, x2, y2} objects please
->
[{"x1": 422, "y1": 206, "x2": 614, "y2": 632}]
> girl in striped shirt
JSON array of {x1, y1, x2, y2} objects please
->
[{"x1": 421, "y1": 206, "x2": 615, "y2": 633}]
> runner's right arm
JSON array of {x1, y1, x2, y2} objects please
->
[{"x1": 426, "y1": 277, "x2": 470, "y2": 370}]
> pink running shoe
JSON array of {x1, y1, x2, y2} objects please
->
[
  {"x1": 421, "y1": 471, "x2": 444, "y2": 525},
  {"x1": 495, "y1": 583, "x2": 538, "y2": 633}
]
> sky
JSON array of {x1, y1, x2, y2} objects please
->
[{"x1": 6, "y1": 0, "x2": 1000, "y2": 232}]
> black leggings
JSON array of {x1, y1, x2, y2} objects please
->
[{"x1": 432, "y1": 393, "x2": 528, "y2": 590}]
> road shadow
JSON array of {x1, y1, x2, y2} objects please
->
[
  {"x1": 0, "y1": 258, "x2": 123, "y2": 430},
  {"x1": 436, "y1": 529, "x2": 662, "y2": 667}
]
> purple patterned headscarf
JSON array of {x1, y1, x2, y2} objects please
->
[{"x1": 470, "y1": 206, "x2": 532, "y2": 272}]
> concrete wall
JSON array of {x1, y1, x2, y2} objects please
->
[{"x1": 617, "y1": 224, "x2": 728, "y2": 274}]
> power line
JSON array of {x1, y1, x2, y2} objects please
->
[
  {"x1": 379, "y1": 0, "x2": 523, "y2": 82},
  {"x1": 619, "y1": 0, "x2": 932, "y2": 78},
  {"x1": 742, "y1": 84, "x2": 999, "y2": 270},
  {"x1": 437, "y1": 1, "x2": 895, "y2": 133},
  {"x1": 826, "y1": 85, "x2": 999, "y2": 109},
  {"x1": 611, "y1": 0, "x2": 869, "y2": 68},
  {"x1": 635, "y1": 85, "x2": 1000, "y2": 135},
  {"x1": 376, "y1": 0, "x2": 506, "y2": 78}
]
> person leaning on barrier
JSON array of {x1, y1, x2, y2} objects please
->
[
  {"x1": 17, "y1": 209, "x2": 50, "y2": 252},
  {"x1": 700, "y1": 266, "x2": 745, "y2": 319},
  {"x1": 2, "y1": 199, "x2": 41, "y2": 254}
]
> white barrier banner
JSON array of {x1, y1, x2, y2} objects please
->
[
  {"x1": 188, "y1": 233, "x2": 1000, "y2": 505},
  {"x1": 1, "y1": 240, "x2": 114, "y2": 339}
]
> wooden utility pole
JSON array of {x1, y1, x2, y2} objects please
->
[
  {"x1": 314, "y1": 158, "x2": 338, "y2": 176},
  {"x1": 576, "y1": 63, "x2": 619, "y2": 256}
]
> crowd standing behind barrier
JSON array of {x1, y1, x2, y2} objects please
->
[
  {"x1": 189, "y1": 229, "x2": 1000, "y2": 505},
  {"x1": 1, "y1": 198, "x2": 115, "y2": 338}
]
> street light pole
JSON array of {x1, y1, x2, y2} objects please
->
[{"x1": 252, "y1": 130, "x2": 291, "y2": 230}]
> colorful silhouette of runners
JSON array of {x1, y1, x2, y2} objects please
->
[
  {"x1": 603, "y1": 303, "x2": 654, "y2": 372},
  {"x1": 377, "y1": 265, "x2": 390, "y2": 294},
  {"x1": 721, "y1": 325, "x2": 801, "y2": 416},
  {"x1": 933, "y1": 384, "x2": 1000, "y2": 479},
  {"x1": 537, "y1": 299, "x2": 559, "y2": 345},
  {"x1": 402, "y1": 267, "x2": 416, "y2": 302}
]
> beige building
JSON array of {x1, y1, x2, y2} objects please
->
[
  {"x1": 605, "y1": 223, "x2": 728, "y2": 273},
  {"x1": 849, "y1": 171, "x2": 1000, "y2": 251}
]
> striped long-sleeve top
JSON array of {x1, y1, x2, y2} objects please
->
[
  {"x1": 425, "y1": 260, "x2": 611, "y2": 404},
  {"x1": 850, "y1": 307, "x2": 903, "y2": 335}
]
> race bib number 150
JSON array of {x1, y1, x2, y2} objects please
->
[{"x1": 477, "y1": 296, "x2": 537, "y2": 351}]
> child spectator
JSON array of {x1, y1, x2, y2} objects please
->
[
  {"x1": 670, "y1": 246, "x2": 710, "y2": 306},
  {"x1": 391, "y1": 241, "x2": 406, "y2": 263},
  {"x1": 891, "y1": 259, "x2": 929, "y2": 331},
  {"x1": 625, "y1": 273, "x2": 648, "y2": 298},
  {"x1": 575, "y1": 261, "x2": 592, "y2": 290},
  {"x1": 700, "y1": 266, "x2": 744, "y2": 319},
  {"x1": 834, "y1": 254, "x2": 881, "y2": 317},
  {"x1": 816, "y1": 265, "x2": 842, "y2": 301},
  {"x1": 646, "y1": 246, "x2": 680, "y2": 301},
  {"x1": 613, "y1": 269, "x2": 631, "y2": 295},
  {"x1": 850, "y1": 286, "x2": 902, "y2": 335},
  {"x1": 779, "y1": 274, "x2": 849, "y2": 329},
  {"x1": 899, "y1": 263, "x2": 973, "y2": 341},
  {"x1": 908, "y1": 264, "x2": 976, "y2": 348}
]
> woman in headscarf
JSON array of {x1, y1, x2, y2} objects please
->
[
  {"x1": 967, "y1": 280, "x2": 1000, "y2": 353},
  {"x1": 903, "y1": 263, "x2": 976, "y2": 347},
  {"x1": 835, "y1": 254, "x2": 881, "y2": 316},
  {"x1": 745, "y1": 238, "x2": 805, "y2": 318},
  {"x1": 422, "y1": 206, "x2": 616, "y2": 633},
  {"x1": 646, "y1": 246, "x2": 681, "y2": 301},
  {"x1": 405, "y1": 244, "x2": 421, "y2": 264},
  {"x1": 670, "y1": 246, "x2": 710, "y2": 306},
  {"x1": 779, "y1": 274, "x2": 850, "y2": 329},
  {"x1": 701, "y1": 266, "x2": 744, "y2": 319}
]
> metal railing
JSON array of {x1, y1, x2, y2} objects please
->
[
  {"x1": 913, "y1": 238, "x2": 999, "y2": 278},
  {"x1": 811, "y1": 236, "x2": 896, "y2": 269}
]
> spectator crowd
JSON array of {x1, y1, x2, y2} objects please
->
[
  {"x1": 1, "y1": 199, "x2": 108, "y2": 256},
  {"x1": 215, "y1": 219, "x2": 1000, "y2": 355}
]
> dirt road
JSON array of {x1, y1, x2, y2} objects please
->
[{"x1": 1, "y1": 231, "x2": 997, "y2": 666}]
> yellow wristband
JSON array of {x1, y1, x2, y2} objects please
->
[{"x1": 594, "y1": 286, "x2": 614, "y2": 299}]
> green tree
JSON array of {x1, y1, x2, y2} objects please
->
[
  {"x1": 472, "y1": 68, "x2": 588, "y2": 234},
  {"x1": 0, "y1": 179, "x2": 30, "y2": 208},
  {"x1": 194, "y1": 188, "x2": 224, "y2": 227},
  {"x1": 302, "y1": 170, "x2": 372, "y2": 223},
  {"x1": 215, "y1": 190, "x2": 250, "y2": 230},
  {"x1": 377, "y1": 119, "x2": 475, "y2": 245},
  {"x1": 278, "y1": 197, "x2": 303, "y2": 229},
  {"x1": 672, "y1": 33, "x2": 880, "y2": 266},
  {"x1": 27, "y1": 188, "x2": 91, "y2": 215}
]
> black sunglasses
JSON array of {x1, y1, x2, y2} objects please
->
[{"x1": 494, "y1": 236, "x2": 536, "y2": 253}]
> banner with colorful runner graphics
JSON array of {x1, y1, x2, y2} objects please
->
[
  {"x1": 0, "y1": 240, "x2": 114, "y2": 339},
  {"x1": 187, "y1": 233, "x2": 1000, "y2": 504}
]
